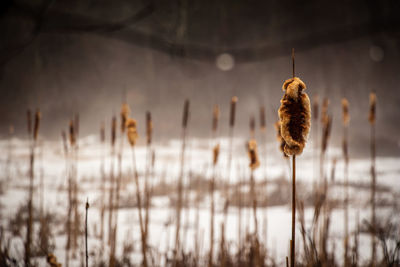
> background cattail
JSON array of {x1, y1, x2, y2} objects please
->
[
  {"x1": 313, "y1": 95, "x2": 319, "y2": 121},
  {"x1": 27, "y1": 109, "x2": 32, "y2": 135},
  {"x1": 321, "y1": 98, "x2": 329, "y2": 123},
  {"x1": 342, "y1": 98, "x2": 350, "y2": 126},
  {"x1": 259, "y1": 106, "x2": 266, "y2": 132},
  {"x1": 182, "y1": 99, "x2": 190, "y2": 128},
  {"x1": 100, "y1": 121, "x2": 105, "y2": 143},
  {"x1": 212, "y1": 144, "x2": 220, "y2": 166},
  {"x1": 33, "y1": 109, "x2": 41, "y2": 141},
  {"x1": 229, "y1": 96, "x2": 238, "y2": 127},
  {"x1": 69, "y1": 119, "x2": 76, "y2": 147},
  {"x1": 369, "y1": 92, "x2": 376, "y2": 125},
  {"x1": 111, "y1": 116, "x2": 117, "y2": 147},
  {"x1": 212, "y1": 104, "x2": 219, "y2": 132},
  {"x1": 247, "y1": 139, "x2": 260, "y2": 170},
  {"x1": 321, "y1": 115, "x2": 332, "y2": 154},
  {"x1": 278, "y1": 77, "x2": 311, "y2": 155},
  {"x1": 146, "y1": 111, "x2": 153, "y2": 145},
  {"x1": 121, "y1": 103, "x2": 130, "y2": 132},
  {"x1": 126, "y1": 118, "x2": 139, "y2": 146}
]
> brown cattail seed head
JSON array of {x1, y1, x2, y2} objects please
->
[
  {"x1": 146, "y1": 111, "x2": 153, "y2": 145},
  {"x1": 212, "y1": 143, "x2": 220, "y2": 166},
  {"x1": 126, "y1": 118, "x2": 139, "y2": 146},
  {"x1": 369, "y1": 92, "x2": 376, "y2": 125},
  {"x1": 274, "y1": 121, "x2": 288, "y2": 158},
  {"x1": 69, "y1": 119, "x2": 76, "y2": 146},
  {"x1": 312, "y1": 95, "x2": 319, "y2": 121},
  {"x1": 321, "y1": 114, "x2": 332, "y2": 154},
  {"x1": 111, "y1": 116, "x2": 117, "y2": 147},
  {"x1": 120, "y1": 103, "x2": 130, "y2": 132},
  {"x1": 341, "y1": 98, "x2": 350, "y2": 126},
  {"x1": 246, "y1": 139, "x2": 260, "y2": 170},
  {"x1": 259, "y1": 106, "x2": 266, "y2": 131},
  {"x1": 182, "y1": 99, "x2": 190, "y2": 128},
  {"x1": 229, "y1": 96, "x2": 238, "y2": 127},
  {"x1": 321, "y1": 98, "x2": 329, "y2": 124},
  {"x1": 212, "y1": 104, "x2": 220, "y2": 132},
  {"x1": 27, "y1": 109, "x2": 32, "y2": 135},
  {"x1": 33, "y1": 109, "x2": 41, "y2": 141},
  {"x1": 278, "y1": 77, "x2": 311, "y2": 156}
]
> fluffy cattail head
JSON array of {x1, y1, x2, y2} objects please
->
[
  {"x1": 146, "y1": 111, "x2": 153, "y2": 145},
  {"x1": 274, "y1": 121, "x2": 288, "y2": 158},
  {"x1": 369, "y1": 92, "x2": 376, "y2": 125},
  {"x1": 182, "y1": 99, "x2": 190, "y2": 128},
  {"x1": 229, "y1": 96, "x2": 238, "y2": 127},
  {"x1": 27, "y1": 109, "x2": 32, "y2": 135},
  {"x1": 212, "y1": 144, "x2": 220, "y2": 166},
  {"x1": 259, "y1": 106, "x2": 266, "y2": 131},
  {"x1": 341, "y1": 98, "x2": 350, "y2": 126},
  {"x1": 69, "y1": 119, "x2": 76, "y2": 146},
  {"x1": 33, "y1": 109, "x2": 41, "y2": 141},
  {"x1": 212, "y1": 104, "x2": 220, "y2": 132},
  {"x1": 246, "y1": 139, "x2": 260, "y2": 170},
  {"x1": 111, "y1": 116, "x2": 117, "y2": 147},
  {"x1": 278, "y1": 77, "x2": 311, "y2": 155},
  {"x1": 312, "y1": 95, "x2": 319, "y2": 121},
  {"x1": 120, "y1": 103, "x2": 130, "y2": 132},
  {"x1": 126, "y1": 118, "x2": 139, "y2": 147}
]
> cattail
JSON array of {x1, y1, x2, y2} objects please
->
[
  {"x1": 212, "y1": 104, "x2": 220, "y2": 132},
  {"x1": 100, "y1": 121, "x2": 105, "y2": 143},
  {"x1": 274, "y1": 121, "x2": 288, "y2": 158},
  {"x1": 342, "y1": 98, "x2": 350, "y2": 126},
  {"x1": 321, "y1": 115, "x2": 332, "y2": 154},
  {"x1": 151, "y1": 150, "x2": 156, "y2": 169},
  {"x1": 33, "y1": 109, "x2": 41, "y2": 141},
  {"x1": 182, "y1": 99, "x2": 190, "y2": 128},
  {"x1": 27, "y1": 109, "x2": 32, "y2": 135},
  {"x1": 146, "y1": 111, "x2": 153, "y2": 145},
  {"x1": 312, "y1": 95, "x2": 319, "y2": 121},
  {"x1": 47, "y1": 253, "x2": 62, "y2": 267},
  {"x1": 212, "y1": 144, "x2": 220, "y2": 166},
  {"x1": 111, "y1": 116, "x2": 117, "y2": 147},
  {"x1": 229, "y1": 96, "x2": 238, "y2": 127},
  {"x1": 120, "y1": 104, "x2": 130, "y2": 132},
  {"x1": 259, "y1": 106, "x2": 266, "y2": 132},
  {"x1": 369, "y1": 92, "x2": 376, "y2": 125},
  {"x1": 247, "y1": 139, "x2": 260, "y2": 170},
  {"x1": 278, "y1": 77, "x2": 311, "y2": 156},
  {"x1": 69, "y1": 120, "x2": 76, "y2": 147},
  {"x1": 321, "y1": 98, "x2": 329, "y2": 124},
  {"x1": 126, "y1": 118, "x2": 139, "y2": 146},
  {"x1": 250, "y1": 116, "x2": 256, "y2": 138}
]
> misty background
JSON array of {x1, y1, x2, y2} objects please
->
[{"x1": 1, "y1": 0, "x2": 399, "y2": 156}]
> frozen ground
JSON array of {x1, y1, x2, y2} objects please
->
[{"x1": 0, "y1": 136, "x2": 399, "y2": 266}]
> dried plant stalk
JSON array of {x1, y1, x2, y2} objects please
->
[
  {"x1": 33, "y1": 109, "x2": 41, "y2": 141},
  {"x1": 85, "y1": 199, "x2": 89, "y2": 267},
  {"x1": 146, "y1": 111, "x2": 153, "y2": 145},
  {"x1": 27, "y1": 109, "x2": 32, "y2": 136},
  {"x1": 120, "y1": 103, "x2": 130, "y2": 132},
  {"x1": 369, "y1": 92, "x2": 377, "y2": 265}
]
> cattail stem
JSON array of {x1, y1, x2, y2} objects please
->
[
  {"x1": 343, "y1": 125, "x2": 349, "y2": 266},
  {"x1": 208, "y1": 164, "x2": 216, "y2": 267},
  {"x1": 85, "y1": 199, "x2": 89, "y2": 267},
  {"x1": 291, "y1": 155, "x2": 296, "y2": 267},
  {"x1": 131, "y1": 147, "x2": 147, "y2": 267},
  {"x1": 370, "y1": 121, "x2": 376, "y2": 265}
]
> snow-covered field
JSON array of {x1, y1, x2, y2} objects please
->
[{"x1": 0, "y1": 136, "x2": 399, "y2": 266}]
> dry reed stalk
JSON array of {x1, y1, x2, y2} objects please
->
[
  {"x1": 126, "y1": 117, "x2": 147, "y2": 267},
  {"x1": 278, "y1": 49, "x2": 311, "y2": 267},
  {"x1": 108, "y1": 116, "x2": 117, "y2": 251},
  {"x1": 341, "y1": 98, "x2": 350, "y2": 266},
  {"x1": 25, "y1": 109, "x2": 40, "y2": 267},
  {"x1": 99, "y1": 122, "x2": 106, "y2": 246},
  {"x1": 312, "y1": 95, "x2": 319, "y2": 191},
  {"x1": 246, "y1": 138, "x2": 260, "y2": 239},
  {"x1": 144, "y1": 111, "x2": 153, "y2": 253},
  {"x1": 208, "y1": 105, "x2": 219, "y2": 267},
  {"x1": 85, "y1": 199, "x2": 89, "y2": 267},
  {"x1": 259, "y1": 106, "x2": 268, "y2": 251},
  {"x1": 369, "y1": 92, "x2": 377, "y2": 265},
  {"x1": 173, "y1": 99, "x2": 189, "y2": 265}
]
